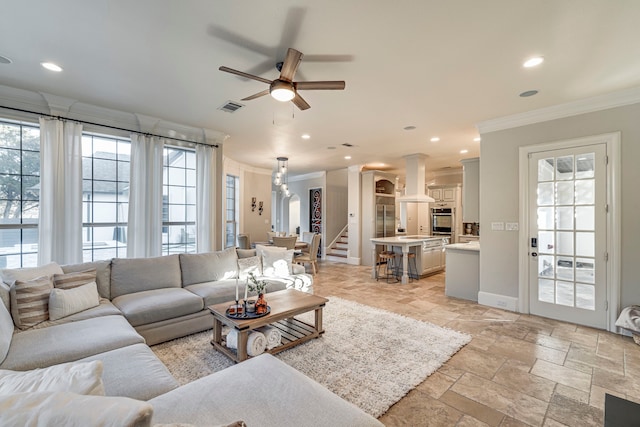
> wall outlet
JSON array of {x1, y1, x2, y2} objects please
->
[
  {"x1": 506, "y1": 222, "x2": 519, "y2": 231},
  {"x1": 491, "y1": 222, "x2": 504, "y2": 231}
]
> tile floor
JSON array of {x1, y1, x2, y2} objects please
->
[{"x1": 310, "y1": 260, "x2": 638, "y2": 427}]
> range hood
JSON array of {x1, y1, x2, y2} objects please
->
[{"x1": 397, "y1": 153, "x2": 435, "y2": 203}]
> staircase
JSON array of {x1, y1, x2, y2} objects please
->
[{"x1": 326, "y1": 229, "x2": 349, "y2": 263}]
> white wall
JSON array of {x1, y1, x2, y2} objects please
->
[
  {"x1": 479, "y1": 102, "x2": 640, "y2": 310},
  {"x1": 325, "y1": 169, "x2": 349, "y2": 245}
]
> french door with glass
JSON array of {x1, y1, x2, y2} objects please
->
[{"x1": 528, "y1": 143, "x2": 607, "y2": 328}]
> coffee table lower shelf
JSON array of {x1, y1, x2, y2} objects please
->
[{"x1": 211, "y1": 317, "x2": 323, "y2": 363}]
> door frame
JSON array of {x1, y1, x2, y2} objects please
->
[{"x1": 517, "y1": 132, "x2": 621, "y2": 332}]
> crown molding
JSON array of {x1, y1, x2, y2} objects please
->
[
  {"x1": 289, "y1": 171, "x2": 325, "y2": 182},
  {"x1": 477, "y1": 86, "x2": 640, "y2": 134}
]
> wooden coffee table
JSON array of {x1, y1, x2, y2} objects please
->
[{"x1": 208, "y1": 289, "x2": 328, "y2": 363}]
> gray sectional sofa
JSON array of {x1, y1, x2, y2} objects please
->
[{"x1": 0, "y1": 247, "x2": 382, "y2": 427}]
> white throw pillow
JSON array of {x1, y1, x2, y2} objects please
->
[
  {"x1": 0, "y1": 299, "x2": 13, "y2": 365},
  {"x1": 49, "y1": 281, "x2": 100, "y2": 321},
  {"x1": 0, "y1": 360, "x2": 105, "y2": 396},
  {"x1": 237, "y1": 256, "x2": 262, "y2": 280},
  {"x1": 258, "y1": 246, "x2": 294, "y2": 277},
  {"x1": 0, "y1": 391, "x2": 153, "y2": 427}
]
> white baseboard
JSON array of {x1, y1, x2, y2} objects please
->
[
  {"x1": 348, "y1": 257, "x2": 361, "y2": 265},
  {"x1": 478, "y1": 292, "x2": 519, "y2": 312}
]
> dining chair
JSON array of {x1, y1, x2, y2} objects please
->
[
  {"x1": 271, "y1": 236, "x2": 297, "y2": 250},
  {"x1": 237, "y1": 234, "x2": 251, "y2": 249},
  {"x1": 295, "y1": 233, "x2": 321, "y2": 274},
  {"x1": 267, "y1": 231, "x2": 277, "y2": 241},
  {"x1": 301, "y1": 231, "x2": 315, "y2": 253}
]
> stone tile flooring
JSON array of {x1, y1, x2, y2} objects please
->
[{"x1": 310, "y1": 261, "x2": 638, "y2": 426}]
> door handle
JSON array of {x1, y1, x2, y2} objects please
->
[{"x1": 531, "y1": 252, "x2": 538, "y2": 257}]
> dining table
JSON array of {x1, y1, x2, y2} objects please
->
[{"x1": 252, "y1": 241, "x2": 309, "y2": 251}]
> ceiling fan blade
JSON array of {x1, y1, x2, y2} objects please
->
[
  {"x1": 296, "y1": 81, "x2": 346, "y2": 90},
  {"x1": 279, "y1": 48, "x2": 303, "y2": 82},
  {"x1": 218, "y1": 66, "x2": 272, "y2": 85},
  {"x1": 291, "y1": 93, "x2": 310, "y2": 110},
  {"x1": 241, "y1": 89, "x2": 270, "y2": 101}
]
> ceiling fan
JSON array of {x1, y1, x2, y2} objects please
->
[{"x1": 219, "y1": 48, "x2": 346, "y2": 110}]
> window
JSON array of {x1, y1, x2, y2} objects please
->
[
  {"x1": 225, "y1": 174, "x2": 239, "y2": 248},
  {"x1": 81, "y1": 134, "x2": 130, "y2": 261},
  {"x1": 162, "y1": 146, "x2": 196, "y2": 254},
  {"x1": 0, "y1": 121, "x2": 40, "y2": 268}
]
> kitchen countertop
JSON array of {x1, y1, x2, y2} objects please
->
[
  {"x1": 371, "y1": 235, "x2": 445, "y2": 244},
  {"x1": 446, "y1": 241, "x2": 480, "y2": 252}
]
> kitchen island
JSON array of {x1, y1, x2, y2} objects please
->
[
  {"x1": 371, "y1": 235, "x2": 447, "y2": 284},
  {"x1": 445, "y1": 241, "x2": 480, "y2": 301}
]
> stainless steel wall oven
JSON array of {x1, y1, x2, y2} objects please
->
[{"x1": 431, "y1": 208, "x2": 454, "y2": 235}]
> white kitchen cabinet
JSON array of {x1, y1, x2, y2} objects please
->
[{"x1": 460, "y1": 157, "x2": 479, "y2": 223}]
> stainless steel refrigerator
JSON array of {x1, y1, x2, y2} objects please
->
[{"x1": 375, "y1": 204, "x2": 396, "y2": 238}]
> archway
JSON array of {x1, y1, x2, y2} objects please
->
[{"x1": 289, "y1": 194, "x2": 300, "y2": 236}]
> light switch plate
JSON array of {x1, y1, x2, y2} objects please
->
[
  {"x1": 506, "y1": 222, "x2": 519, "y2": 231},
  {"x1": 491, "y1": 222, "x2": 504, "y2": 231}
]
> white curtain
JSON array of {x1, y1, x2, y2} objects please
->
[
  {"x1": 38, "y1": 118, "x2": 83, "y2": 266},
  {"x1": 127, "y1": 134, "x2": 164, "y2": 258},
  {"x1": 196, "y1": 144, "x2": 216, "y2": 252}
]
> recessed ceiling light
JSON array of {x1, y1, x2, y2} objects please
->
[
  {"x1": 523, "y1": 56, "x2": 544, "y2": 68},
  {"x1": 519, "y1": 90, "x2": 539, "y2": 97},
  {"x1": 301, "y1": 134, "x2": 310, "y2": 140},
  {"x1": 0, "y1": 55, "x2": 12, "y2": 65},
  {"x1": 403, "y1": 125, "x2": 416, "y2": 131},
  {"x1": 460, "y1": 149, "x2": 468, "y2": 154},
  {"x1": 430, "y1": 137, "x2": 440, "y2": 142},
  {"x1": 41, "y1": 62, "x2": 63, "y2": 72},
  {"x1": 473, "y1": 137, "x2": 481, "y2": 142},
  {"x1": 344, "y1": 156, "x2": 351, "y2": 160}
]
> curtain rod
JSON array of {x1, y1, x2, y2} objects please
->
[{"x1": 0, "y1": 105, "x2": 219, "y2": 148}]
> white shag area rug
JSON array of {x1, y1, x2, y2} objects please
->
[{"x1": 152, "y1": 296, "x2": 471, "y2": 418}]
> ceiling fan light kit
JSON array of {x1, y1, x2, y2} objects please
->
[
  {"x1": 219, "y1": 48, "x2": 345, "y2": 110},
  {"x1": 270, "y1": 80, "x2": 295, "y2": 101}
]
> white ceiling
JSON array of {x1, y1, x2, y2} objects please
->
[{"x1": 2, "y1": 1, "x2": 640, "y2": 176}]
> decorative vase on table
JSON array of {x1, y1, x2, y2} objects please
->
[{"x1": 255, "y1": 293, "x2": 268, "y2": 315}]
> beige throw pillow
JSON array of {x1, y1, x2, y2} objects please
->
[
  {"x1": 49, "y1": 282, "x2": 100, "y2": 321},
  {"x1": 257, "y1": 245, "x2": 293, "y2": 277},
  {"x1": 237, "y1": 256, "x2": 262, "y2": 280},
  {"x1": 53, "y1": 269, "x2": 97, "y2": 290},
  {"x1": 10, "y1": 275, "x2": 53, "y2": 330},
  {"x1": 0, "y1": 360, "x2": 105, "y2": 396}
]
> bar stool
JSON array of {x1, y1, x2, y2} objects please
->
[
  {"x1": 376, "y1": 251, "x2": 399, "y2": 283},
  {"x1": 394, "y1": 252, "x2": 419, "y2": 282}
]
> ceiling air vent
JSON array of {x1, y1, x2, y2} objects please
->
[
  {"x1": 218, "y1": 101, "x2": 245, "y2": 113},
  {"x1": 341, "y1": 143, "x2": 354, "y2": 147}
]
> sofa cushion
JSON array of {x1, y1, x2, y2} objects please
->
[
  {"x1": 0, "y1": 282, "x2": 9, "y2": 311},
  {"x1": 112, "y1": 288, "x2": 204, "y2": 327},
  {"x1": 79, "y1": 343, "x2": 178, "y2": 401},
  {"x1": 236, "y1": 248, "x2": 256, "y2": 259},
  {"x1": 27, "y1": 298, "x2": 122, "y2": 330},
  {"x1": 111, "y1": 255, "x2": 181, "y2": 299},
  {"x1": 62, "y1": 260, "x2": 111, "y2": 299},
  {"x1": 0, "y1": 360, "x2": 104, "y2": 396},
  {"x1": 185, "y1": 280, "x2": 244, "y2": 307},
  {"x1": 149, "y1": 354, "x2": 383, "y2": 427},
  {"x1": 0, "y1": 391, "x2": 153, "y2": 427},
  {"x1": 0, "y1": 299, "x2": 13, "y2": 365},
  {"x1": 10, "y1": 275, "x2": 53, "y2": 330},
  {"x1": 49, "y1": 282, "x2": 101, "y2": 321},
  {"x1": 0, "y1": 261, "x2": 63, "y2": 286},
  {"x1": 0, "y1": 315, "x2": 144, "y2": 371},
  {"x1": 179, "y1": 248, "x2": 238, "y2": 286}
]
